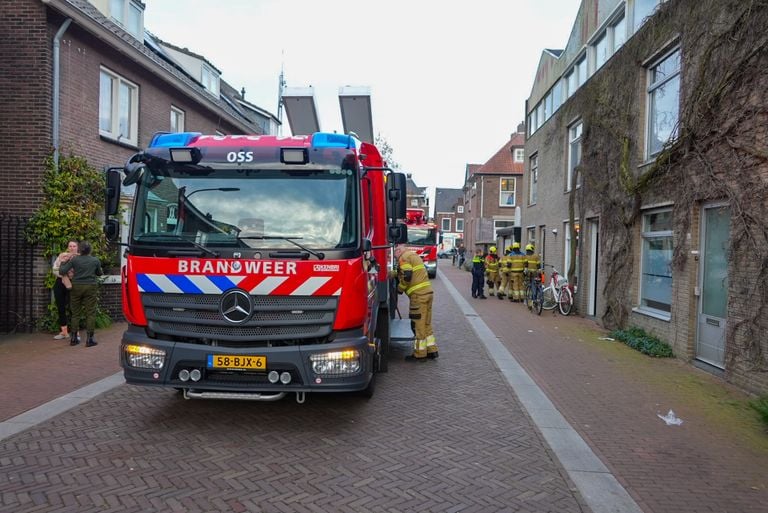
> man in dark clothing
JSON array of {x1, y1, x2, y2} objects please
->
[
  {"x1": 59, "y1": 241, "x2": 103, "y2": 347},
  {"x1": 457, "y1": 245, "x2": 466, "y2": 268},
  {"x1": 471, "y1": 248, "x2": 487, "y2": 299}
]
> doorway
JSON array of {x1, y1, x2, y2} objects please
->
[
  {"x1": 695, "y1": 204, "x2": 730, "y2": 368},
  {"x1": 588, "y1": 219, "x2": 599, "y2": 317}
]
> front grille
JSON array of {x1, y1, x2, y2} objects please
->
[{"x1": 141, "y1": 293, "x2": 337, "y2": 345}]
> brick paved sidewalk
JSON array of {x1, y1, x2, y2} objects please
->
[
  {"x1": 439, "y1": 262, "x2": 768, "y2": 513},
  {"x1": 0, "y1": 322, "x2": 125, "y2": 422}
]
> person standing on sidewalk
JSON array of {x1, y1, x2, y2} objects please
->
[
  {"x1": 58, "y1": 241, "x2": 103, "y2": 347},
  {"x1": 471, "y1": 248, "x2": 487, "y2": 299},
  {"x1": 485, "y1": 246, "x2": 500, "y2": 296},
  {"x1": 457, "y1": 245, "x2": 466, "y2": 268},
  {"x1": 392, "y1": 244, "x2": 439, "y2": 361},
  {"x1": 51, "y1": 239, "x2": 79, "y2": 340},
  {"x1": 508, "y1": 242, "x2": 526, "y2": 302}
]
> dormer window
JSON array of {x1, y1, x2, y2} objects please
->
[
  {"x1": 109, "y1": 0, "x2": 144, "y2": 39},
  {"x1": 201, "y1": 64, "x2": 220, "y2": 96}
]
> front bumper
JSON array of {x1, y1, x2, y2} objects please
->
[{"x1": 120, "y1": 325, "x2": 374, "y2": 393}]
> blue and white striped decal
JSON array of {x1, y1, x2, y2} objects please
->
[{"x1": 137, "y1": 274, "x2": 339, "y2": 295}]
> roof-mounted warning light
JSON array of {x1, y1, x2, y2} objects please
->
[{"x1": 149, "y1": 132, "x2": 201, "y2": 148}]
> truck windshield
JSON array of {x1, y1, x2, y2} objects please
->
[
  {"x1": 407, "y1": 228, "x2": 438, "y2": 246},
  {"x1": 130, "y1": 167, "x2": 358, "y2": 250}
]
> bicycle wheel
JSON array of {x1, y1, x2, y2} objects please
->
[
  {"x1": 542, "y1": 286, "x2": 557, "y2": 310},
  {"x1": 558, "y1": 286, "x2": 573, "y2": 316},
  {"x1": 532, "y1": 284, "x2": 543, "y2": 315}
]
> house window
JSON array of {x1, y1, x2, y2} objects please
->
[
  {"x1": 529, "y1": 154, "x2": 538, "y2": 205},
  {"x1": 457, "y1": 205, "x2": 464, "y2": 214},
  {"x1": 640, "y1": 209, "x2": 673, "y2": 315},
  {"x1": 456, "y1": 218, "x2": 464, "y2": 232},
  {"x1": 634, "y1": 0, "x2": 662, "y2": 30},
  {"x1": 410, "y1": 198, "x2": 419, "y2": 207},
  {"x1": 612, "y1": 14, "x2": 627, "y2": 51},
  {"x1": 201, "y1": 64, "x2": 220, "y2": 96},
  {"x1": 567, "y1": 121, "x2": 583, "y2": 191},
  {"x1": 99, "y1": 67, "x2": 138, "y2": 145},
  {"x1": 514, "y1": 148, "x2": 525, "y2": 162},
  {"x1": 566, "y1": 69, "x2": 576, "y2": 98},
  {"x1": 594, "y1": 32, "x2": 609, "y2": 70},
  {"x1": 552, "y1": 79, "x2": 563, "y2": 112},
  {"x1": 647, "y1": 47, "x2": 681, "y2": 157},
  {"x1": 577, "y1": 55, "x2": 587, "y2": 85},
  {"x1": 109, "y1": 0, "x2": 143, "y2": 38},
  {"x1": 170, "y1": 106, "x2": 185, "y2": 133},
  {"x1": 500, "y1": 178, "x2": 516, "y2": 206},
  {"x1": 441, "y1": 218, "x2": 451, "y2": 232},
  {"x1": 494, "y1": 220, "x2": 514, "y2": 240},
  {"x1": 526, "y1": 227, "x2": 536, "y2": 246}
]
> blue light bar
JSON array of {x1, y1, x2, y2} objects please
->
[
  {"x1": 149, "y1": 132, "x2": 201, "y2": 148},
  {"x1": 311, "y1": 132, "x2": 356, "y2": 149}
]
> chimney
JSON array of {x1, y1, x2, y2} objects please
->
[
  {"x1": 241, "y1": 87, "x2": 246, "y2": 99},
  {"x1": 517, "y1": 122, "x2": 526, "y2": 134}
]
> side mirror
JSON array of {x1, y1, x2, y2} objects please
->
[
  {"x1": 123, "y1": 161, "x2": 146, "y2": 186},
  {"x1": 386, "y1": 172, "x2": 407, "y2": 221},
  {"x1": 388, "y1": 223, "x2": 407, "y2": 244},
  {"x1": 105, "y1": 168, "x2": 122, "y2": 216},
  {"x1": 362, "y1": 238, "x2": 372, "y2": 251},
  {"x1": 104, "y1": 218, "x2": 120, "y2": 242}
]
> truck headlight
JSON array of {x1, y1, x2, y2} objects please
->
[
  {"x1": 310, "y1": 349, "x2": 361, "y2": 376},
  {"x1": 124, "y1": 344, "x2": 166, "y2": 370}
]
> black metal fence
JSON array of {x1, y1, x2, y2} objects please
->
[{"x1": 0, "y1": 215, "x2": 36, "y2": 333}]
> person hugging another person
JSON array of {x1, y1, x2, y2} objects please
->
[
  {"x1": 58, "y1": 241, "x2": 103, "y2": 347},
  {"x1": 51, "y1": 239, "x2": 79, "y2": 340}
]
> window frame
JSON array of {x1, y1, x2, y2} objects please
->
[
  {"x1": 201, "y1": 64, "x2": 220, "y2": 96},
  {"x1": 637, "y1": 207, "x2": 674, "y2": 319},
  {"x1": 99, "y1": 67, "x2": 139, "y2": 146},
  {"x1": 457, "y1": 205, "x2": 464, "y2": 214},
  {"x1": 109, "y1": 0, "x2": 144, "y2": 39},
  {"x1": 513, "y1": 148, "x2": 525, "y2": 163},
  {"x1": 441, "y1": 217, "x2": 451, "y2": 232},
  {"x1": 528, "y1": 153, "x2": 538, "y2": 205},
  {"x1": 499, "y1": 177, "x2": 516, "y2": 207},
  {"x1": 567, "y1": 120, "x2": 583, "y2": 192},
  {"x1": 170, "y1": 105, "x2": 185, "y2": 133},
  {"x1": 456, "y1": 218, "x2": 464, "y2": 232},
  {"x1": 646, "y1": 46, "x2": 681, "y2": 158}
]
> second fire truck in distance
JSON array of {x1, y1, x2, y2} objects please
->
[{"x1": 403, "y1": 208, "x2": 439, "y2": 279}]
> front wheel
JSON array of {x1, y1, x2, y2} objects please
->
[
  {"x1": 542, "y1": 286, "x2": 557, "y2": 310},
  {"x1": 558, "y1": 286, "x2": 573, "y2": 316}
]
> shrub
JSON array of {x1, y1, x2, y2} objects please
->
[
  {"x1": 750, "y1": 396, "x2": 768, "y2": 429},
  {"x1": 610, "y1": 326, "x2": 674, "y2": 357}
]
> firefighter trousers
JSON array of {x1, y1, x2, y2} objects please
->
[{"x1": 409, "y1": 290, "x2": 437, "y2": 358}]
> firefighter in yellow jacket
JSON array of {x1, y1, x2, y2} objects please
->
[
  {"x1": 485, "y1": 246, "x2": 501, "y2": 296},
  {"x1": 508, "y1": 242, "x2": 526, "y2": 301},
  {"x1": 498, "y1": 246, "x2": 513, "y2": 300},
  {"x1": 392, "y1": 245, "x2": 438, "y2": 361}
]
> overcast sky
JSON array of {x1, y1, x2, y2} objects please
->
[{"x1": 144, "y1": 0, "x2": 580, "y2": 197}]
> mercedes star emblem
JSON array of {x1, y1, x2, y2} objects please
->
[{"x1": 219, "y1": 289, "x2": 253, "y2": 324}]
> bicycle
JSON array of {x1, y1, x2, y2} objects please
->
[
  {"x1": 541, "y1": 265, "x2": 573, "y2": 316},
  {"x1": 524, "y1": 269, "x2": 544, "y2": 315}
]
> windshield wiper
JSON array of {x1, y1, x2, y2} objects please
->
[
  {"x1": 137, "y1": 235, "x2": 219, "y2": 257},
  {"x1": 237, "y1": 235, "x2": 325, "y2": 260}
]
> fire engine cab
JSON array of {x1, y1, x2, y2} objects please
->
[{"x1": 103, "y1": 88, "x2": 412, "y2": 403}]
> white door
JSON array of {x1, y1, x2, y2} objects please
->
[{"x1": 696, "y1": 205, "x2": 730, "y2": 368}]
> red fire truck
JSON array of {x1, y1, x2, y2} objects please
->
[
  {"x1": 404, "y1": 208, "x2": 439, "y2": 279},
  {"x1": 104, "y1": 131, "x2": 409, "y2": 402}
]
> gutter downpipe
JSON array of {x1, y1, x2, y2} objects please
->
[{"x1": 52, "y1": 17, "x2": 72, "y2": 170}]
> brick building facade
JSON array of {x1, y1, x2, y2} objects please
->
[{"x1": 0, "y1": 0, "x2": 275, "y2": 331}]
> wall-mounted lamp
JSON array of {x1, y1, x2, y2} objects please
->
[{"x1": 551, "y1": 228, "x2": 558, "y2": 236}]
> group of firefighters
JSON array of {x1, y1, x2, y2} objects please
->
[
  {"x1": 389, "y1": 242, "x2": 542, "y2": 362},
  {"x1": 471, "y1": 243, "x2": 541, "y2": 301}
]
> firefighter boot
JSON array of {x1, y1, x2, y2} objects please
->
[
  {"x1": 86, "y1": 332, "x2": 98, "y2": 347},
  {"x1": 427, "y1": 351, "x2": 439, "y2": 359},
  {"x1": 70, "y1": 331, "x2": 79, "y2": 346}
]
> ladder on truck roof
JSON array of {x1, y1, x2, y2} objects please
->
[{"x1": 281, "y1": 85, "x2": 374, "y2": 143}]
